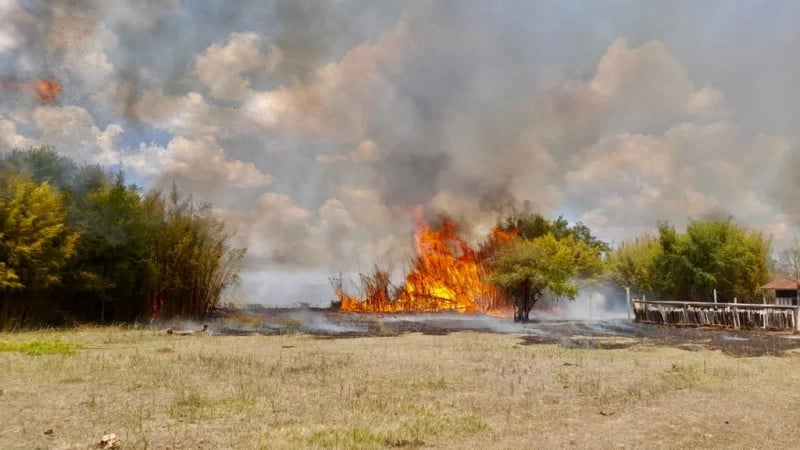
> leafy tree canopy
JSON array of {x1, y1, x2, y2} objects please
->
[
  {"x1": 608, "y1": 218, "x2": 771, "y2": 303},
  {"x1": 0, "y1": 147, "x2": 244, "y2": 325},
  {"x1": 487, "y1": 232, "x2": 603, "y2": 322}
]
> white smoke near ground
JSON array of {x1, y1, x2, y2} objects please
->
[
  {"x1": 1, "y1": 2, "x2": 799, "y2": 306},
  {"x1": 379, "y1": 313, "x2": 547, "y2": 335},
  {"x1": 534, "y1": 288, "x2": 631, "y2": 322}
]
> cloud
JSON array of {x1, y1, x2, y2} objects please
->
[
  {"x1": 127, "y1": 136, "x2": 273, "y2": 189},
  {"x1": 0, "y1": 113, "x2": 36, "y2": 149},
  {"x1": 566, "y1": 122, "x2": 777, "y2": 236},
  {"x1": 241, "y1": 19, "x2": 417, "y2": 138},
  {"x1": 28, "y1": 105, "x2": 123, "y2": 163},
  {"x1": 316, "y1": 139, "x2": 382, "y2": 164},
  {"x1": 534, "y1": 39, "x2": 725, "y2": 148},
  {"x1": 133, "y1": 91, "x2": 231, "y2": 138},
  {"x1": 0, "y1": 0, "x2": 33, "y2": 53},
  {"x1": 195, "y1": 32, "x2": 282, "y2": 102}
]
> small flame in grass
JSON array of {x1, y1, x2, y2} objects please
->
[
  {"x1": 148, "y1": 293, "x2": 163, "y2": 321},
  {"x1": 338, "y1": 206, "x2": 514, "y2": 316}
]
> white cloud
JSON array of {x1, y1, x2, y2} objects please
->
[
  {"x1": 565, "y1": 121, "x2": 782, "y2": 236},
  {"x1": 535, "y1": 39, "x2": 725, "y2": 146},
  {"x1": 128, "y1": 136, "x2": 272, "y2": 188},
  {"x1": 0, "y1": 0, "x2": 33, "y2": 53},
  {"x1": 316, "y1": 139, "x2": 383, "y2": 164},
  {"x1": 135, "y1": 91, "x2": 228, "y2": 138},
  {"x1": 30, "y1": 105, "x2": 123, "y2": 163},
  {"x1": 195, "y1": 32, "x2": 281, "y2": 102},
  {"x1": 0, "y1": 114, "x2": 36, "y2": 149},
  {"x1": 241, "y1": 20, "x2": 416, "y2": 138}
]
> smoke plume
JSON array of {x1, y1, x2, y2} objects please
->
[{"x1": 1, "y1": 1, "x2": 798, "y2": 305}]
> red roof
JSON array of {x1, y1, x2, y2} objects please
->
[{"x1": 761, "y1": 279, "x2": 800, "y2": 290}]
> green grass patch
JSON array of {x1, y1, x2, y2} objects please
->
[
  {"x1": 168, "y1": 391, "x2": 255, "y2": 421},
  {"x1": 298, "y1": 411, "x2": 490, "y2": 449},
  {"x1": 307, "y1": 426, "x2": 387, "y2": 449},
  {"x1": 0, "y1": 339, "x2": 80, "y2": 355}
]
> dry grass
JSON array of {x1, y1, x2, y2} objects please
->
[{"x1": 1, "y1": 327, "x2": 799, "y2": 449}]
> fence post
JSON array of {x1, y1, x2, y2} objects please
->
[
  {"x1": 795, "y1": 307, "x2": 800, "y2": 332},
  {"x1": 643, "y1": 295, "x2": 648, "y2": 322},
  {"x1": 626, "y1": 287, "x2": 631, "y2": 321}
]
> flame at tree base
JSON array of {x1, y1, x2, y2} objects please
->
[{"x1": 336, "y1": 207, "x2": 514, "y2": 317}]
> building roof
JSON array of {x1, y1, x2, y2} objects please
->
[{"x1": 761, "y1": 279, "x2": 800, "y2": 290}]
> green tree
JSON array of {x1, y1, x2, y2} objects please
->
[
  {"x1": 497, "y1": 212, "x2": 610, "y2": 251},
  {"x1": 0, "y1": 176, "x2": 78, "y2": 321},
  {"x1": 606, "y1": 233, "x2": 662, "y2": 299},
  {"x1": 487, "y1": 234, "x2": 602, "y2": 322},
  {"x1": 0, "y1": 146, "x2": 77, "y2": 190},
  {"x1": 1, "y1": 148, "x2": 246, "y2": 324},
  {"x1": 147, "y1": 185, "x2": 244, "y2": 319},
  {"x1": 64, "y1": 173, "x2": 161, "y2": 321},
  {"x1": 654, "y1": 219, "x2": 771, "y2": 302}
]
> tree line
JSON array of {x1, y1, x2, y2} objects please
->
[
  {"x1": 0, "y1": 147, "x2": 244, "y2": 327},
  {"x1": 483, "y1": 212, "x2": 773, "y2": 322}
]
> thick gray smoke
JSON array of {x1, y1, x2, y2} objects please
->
[{"x1": 1, "y1": 1, "x2": 798, "y2": 306}]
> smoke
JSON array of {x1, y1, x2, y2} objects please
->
[
  {"x1": 2, "y1": 1, "x2": 799, "y2": 305},
  {"x1": 534, "y1": 287, "x2": 631, "y2": 322}
]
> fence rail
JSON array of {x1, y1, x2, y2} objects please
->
[{"x1": 632, "y1": 300, "x2": 800, "y2": 331}]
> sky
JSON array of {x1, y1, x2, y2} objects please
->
[{"x1": 1, "y1": 0, "x2": 799, "y2": 306}]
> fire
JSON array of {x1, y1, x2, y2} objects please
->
[
  {"x1": 0, "y1": 77, "x2": 62, "y2": 103},
  {"x1": 148, "y1": 292, "x2": 164, "y2": 321},
  {"x1": 338, "y1": 207, "x2": 514, "y2": 316},
  {"x1": 34, "y1": 78, "x2": 62, "y2": 103}
]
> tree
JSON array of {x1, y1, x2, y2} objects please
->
[
  {"x1": 777, "y1": 237, "x2": 800, "y2": 281},
  {"x1": 0, "y1": 148, "x2": 246, "y2": 324},
  {"x1": 497, "y1": 212, "x2": 610, "y2": 252},
  {"x1": 64, "y1": 173, "x2": 161, "y2": 321},
  {"x1": 147, "y1": 184, "x2": 245, "y2": 319},
  {"x1": 606, "y1": 233, "x2": 662, "y2": 299},
  {"x1": 0, "y1": 176, "x2": 78, "y2": 321},
  {"x1": 487, "y1": 234, "x2": 602, "y2": 322},
  {"x1": 0, "y1": 146, "x2": 77, "y2": 190},
  {"x1": 653, "y1": 219, "x2": 771, "y2": 302}
]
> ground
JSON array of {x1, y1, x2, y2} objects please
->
[{"x1": 2, "y1": 315, "x2": 800, "y2": 449}]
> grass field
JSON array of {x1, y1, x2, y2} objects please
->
[{"x1": 1, "y1": 326, "x2": 799, "y2": 449}]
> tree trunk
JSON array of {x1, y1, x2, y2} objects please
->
[{"x1": 514, "y1": 281, "x2": 533, "y2": 322}]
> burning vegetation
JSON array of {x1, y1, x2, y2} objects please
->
[
  {"x1": 334, "y1": 209, "x2": 610, "y2": 322},
  {"x1": 0, "y1": 77, "x2": 62, "y2": 103},
  {"x1": 33, "y1": 78, "x2": 62, "y2": 103},
  {"x1": 335, "y1": 207, "x2": 515, "y2": 316}
]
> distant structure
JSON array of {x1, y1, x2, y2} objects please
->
[{"x1": 760, "y1": 279, "x2": 800, "y2": 306}]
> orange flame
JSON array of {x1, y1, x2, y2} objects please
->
[
  {"x1": 33, "y1": 78, "x2": 62, "y2": 103},
  {"x1": 0, "y1": 77, "x2": 62, "y2": 103},
  {"x1": 338, "y1": 207, "x2": 514, "y2": 316}
]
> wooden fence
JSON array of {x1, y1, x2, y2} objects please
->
[{"x1": 632, "y1": 300, "x2": 800, "y2": 331}]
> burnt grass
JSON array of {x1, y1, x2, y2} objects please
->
[
  {"x1": 207, "y1": 306, "x2": 800, "y2": 357},
  {"x1": 518, "y1": 323, "x2": 800, "y2": 357}
]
